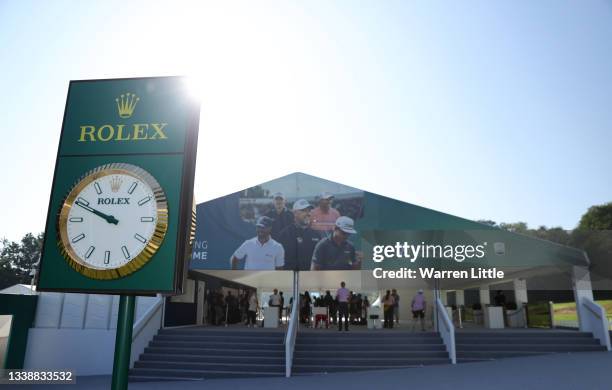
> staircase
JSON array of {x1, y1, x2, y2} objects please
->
[
  {"x1": 456, "y1": 330, "x2": 607, "y2": 363},
  {"x1": 292, "y1": 331, "x2": 451, "y2": 374},
  {"x1": 129, "y1": 327, "x2": 286, "y2": 382}
]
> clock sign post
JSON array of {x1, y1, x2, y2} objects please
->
[{"x1": 36, "y1": 76, "x2": 200, "y2": 390}]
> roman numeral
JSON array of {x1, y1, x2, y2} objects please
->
[
  {"x1": 77, "y1": 197, "x2": 89, "y2": 206},
  {"x1": 104, "y1": 251, "x2": 110, "y2": 264},
  {"x1": 121, "y1": 246, "x2": 130, "y2": 259},
  {"x1": 134, "y1": 234, "x2": 147, "y2": 244},
  {"x1": 85, "y1": 246, "x2": 95, "y2": 258},
  {"x1": 69, "y1": 217, "x2": 83, "y2": 223},
  {"x1": 141, "y1": 217, "x2": 154, "y2": 222},
  {"x1": 128, "y1": 182, "x2": 138, "y2": 195},
  {"x1": 94, "y1": 182, "x2": 102, "y2": 195},
  {"x1": 138, "y1": 196, "x2": 151, "y2": 206},
  {"x1": 71, "y1": 233, "x2": 85, "y2": 243}
]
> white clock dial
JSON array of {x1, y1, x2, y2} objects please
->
[
  {"x1": 58, "y1": 163, "x2": 168, "y2": 279},
  {"x1": 65, "y1": 173, "x2": 157, "y2": 269}
]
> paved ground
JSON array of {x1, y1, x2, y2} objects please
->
[{"x1": 15, "y1": 351, "x2": 612, "y2": 390}]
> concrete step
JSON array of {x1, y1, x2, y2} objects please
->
[
  {"x1": 295, "y1": 336, "x2": 442, "y2": 344},
  {"x1": 149, "y1": 340, "x2": 284, "y2": 350},
  {"x1": 129, "y1": 375, "x2": 203, "y2": 382},
  {"x1": 154, "y1": 334, "x2": 284, "y2": 343},
  {"x1": 455, "y1": 332, "x2": 593, "y2": 338},
  {"x1": 129, "y1": 367, "x2": 284, "y2": 380},
  {"x1": 134, "y1": 360, "x2": 285, "y2": 373},
  {"x1": 295, "y1": 343, "x2": 445, "y2": 352},
  {"x1": 297, "y1": 331, "x2": 439, "y2": 338},
  {"x1": 292, "y1": 363, "x2": 445, "y2": 373},
  {"x1": 158, "y1": 328, "x2": 284, "y2": 337},
  {"x1": 144, "y1": 346, "x2": 285, "y2": 357},
  {"x1": 455, "y1": 337, "x2": 599, "y2": 345},
  {"x1": 294, "y1": 350, "x2": 449, "y2": 358},
  {"x1": 457, "y1": 351, "x2": 553, "y2": 358},
  {"x1": 456, "y1": 344, "x2": 606, "y2": 352},
  {"x1": 293, "y1": 357, "x2": 451, "y2": 366},
  {"x1": 140, "y1": 353, "x2": 285, "y2": 364}
]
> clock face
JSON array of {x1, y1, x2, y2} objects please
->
[{"x1": 58, "y1": 163, "x2": 168, "y2": 279}]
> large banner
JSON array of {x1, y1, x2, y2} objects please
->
[
  {"x1": 190, "y1": 173, "x2": 364, "y2": 271},
  {"x1": 190, "y1": 173, "x2": 593, "y2": 282}
]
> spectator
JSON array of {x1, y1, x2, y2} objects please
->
[
  {"x1": 247, "y1": 291, "x2": 258, "y2": 327},
  {"x1": 383, "y1": 290, "x2": 395, "y2": 329},
  {"x1": 494, "y1": 290, "x2": 506, "y2": 307},
  {"x1": 411, "y1": 289, "x2": 427, "y2": 331},
  {"x1": 336, "y1": 281, "x2": 350, "y2": 331},
  {"x1": 269, "y1": 288, "x2": 282, "y2": 325},
  {"x1": 392, "y1": 289, "x2": 400, "y2": 326}
]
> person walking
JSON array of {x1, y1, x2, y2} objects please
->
[
  {"x1": 336, "y1": 281, "x2": 350, "y2": 331},
  {"x1": 246, "y1": 290, "x2": 258, "y2": 327},
  {"x1": 411, "y1": 289, "x2": 427, "y2": 331},
  {"x1": 383, "y1": 290, "x2": 395, "y2": 329}
]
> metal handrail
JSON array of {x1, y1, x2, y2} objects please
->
[
  {"x1": 436, "y1": 298, "x2": 456, "y2": 364},
  {"x1": 132, "y1": 297, "x2": 163, "y2": 340},
  {"x1": 581, "y1": 297, "x2": 611, "y2": 351},
  {"x1": 285, "y1": 271, "x2": 299, "y2": 377}
]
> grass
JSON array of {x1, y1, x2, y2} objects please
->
[{"x1": 553, "y1": 300, "x2": 612, "y2": 322}]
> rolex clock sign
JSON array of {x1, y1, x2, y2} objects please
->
[{"x1": 37, "y1": 76, "x2": 199, "y2": 294}]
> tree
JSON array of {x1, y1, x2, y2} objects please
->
[
  {"x1": 573, "y1": 202, "x2": 612, "y2": 280},
  {"x1": 0, "y1": 232, "x2": 44, "y2": 289},
  {"x1": 577, "y1": 202, "x2": 612, "y2": 230}
]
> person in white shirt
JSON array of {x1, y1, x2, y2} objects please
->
[
  {"x1": 231, "y1": 216, "x2": 285, "y2": 270},
  {"x1": 268, "y1": 288, "x2": 282, "y2": 324}
]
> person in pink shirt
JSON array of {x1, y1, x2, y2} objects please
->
[{"x1": 310, "y1": 192, "x2": 341, "y2": 233}]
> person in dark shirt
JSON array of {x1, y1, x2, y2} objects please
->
[
  {"x1": 265, "y1": 192, "x2": 294, "y2": 240},
  {"x1": 311, "y1": 216, "x2": 360, "y2": 270},
  {"x1": 322, "y1": 290, "x2": 337, "y2": 325},
  {"x1": 494, "y1": 290, "x2": 506, "y2": 307},
  {"x1": 278, "y1": 199, "x2": 322, "y2": 271}
]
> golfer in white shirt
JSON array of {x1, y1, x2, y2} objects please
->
[{"x1": 231, "y1": 216, "x2": 285, "y2": 270}]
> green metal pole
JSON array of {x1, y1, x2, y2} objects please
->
[{"x1": 111, "y1": 295, "x2": 136, "y2": 390}]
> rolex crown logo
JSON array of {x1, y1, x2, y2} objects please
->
[
  {"x1": 115, "y1": 93, "x2": 140, "y2": 118},
  {"x1": 110, "y1": 177, "x2": 123, "y2": 193}
]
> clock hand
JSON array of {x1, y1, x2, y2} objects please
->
[{"x1": 75, "y1": 200, "x2": 119, "y2": 225}]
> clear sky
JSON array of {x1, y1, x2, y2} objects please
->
[{"x1": 1, "y1": 0, "x2": 611, "y2": 242}]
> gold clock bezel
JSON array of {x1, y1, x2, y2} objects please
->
[{"x1": 57, "y1": 163, "x2": 168, "y2": 280}]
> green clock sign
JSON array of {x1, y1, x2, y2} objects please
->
[{"x1": 37, "y1": 76, "x2": 200, "y2": 295}]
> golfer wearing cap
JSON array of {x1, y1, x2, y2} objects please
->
[
  {"x1": 311, "y1": 216, "x2": 360, "y2": 270},
  {"x1": 278, "y1": 199, "x2": 323, "y2": 271},
  {"x1": 231, "y1": 216, "x2": 285, "y2": 270},
  {"x1": 265, "y1": 192, "x2": 294, "y2": 240},
  {"x1": 310, "y1": 192, "x2": 341, "y2": 233}
]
